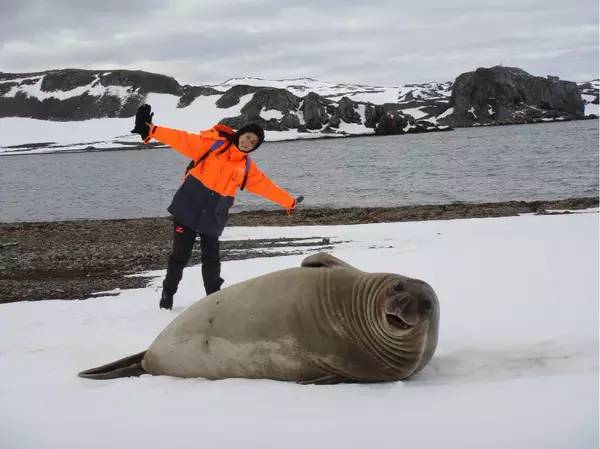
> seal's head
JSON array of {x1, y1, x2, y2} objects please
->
[
  {"x1": 301, "y1": 252, "x2": 440, "y2": 382},
  {"x1": 379, "y1": 275, "x2": 439, "y2": 376}
]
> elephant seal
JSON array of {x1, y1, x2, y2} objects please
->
[{"x1": 79, "y1": 252, "x2": 439, "y2": 383}]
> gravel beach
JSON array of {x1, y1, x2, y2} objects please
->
[{"x1": 1, "y1": 197, "x2": 597, "y2": 303}]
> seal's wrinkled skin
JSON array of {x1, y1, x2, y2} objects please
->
[{"x1": 79, "y1": 253, "x2": 439, "y2": 383}]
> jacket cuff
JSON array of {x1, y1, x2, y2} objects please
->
[{"x1": 143, "y1": 125, "x2": 158, "y2": 144}]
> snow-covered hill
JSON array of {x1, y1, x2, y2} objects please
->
[
  {"x1": 0, "y1": 71, "x2": 452, "y2": 155},
  {"x1": 0, "y1": 68, "x2": 596, "y2": 155}
]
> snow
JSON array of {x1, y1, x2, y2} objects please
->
[
  {"x1": 259, "y1": 107, "x2": 284, "y2": 121},
  {"x1": 0, "y1": 75, "x2": 43, "y2": 84},
  {"x1": 334, "y1": 88, "x2": 399, "y2": 104},
  {"x1": 398, "y1": 82, "x2": 453, "y2": 104},
  {"x1": 335, "y1": 105, "x2": 372, "y2": 134},
  {"x1": 1, "y1": 211, "x2": 597, "y2": 449},
  {"x1": 0, "y1": 92, "x2": 255, "y2": 149},
  {"x1": 400, "y1": 106, "x2": 428, "y2": 119},
  {"x1": 214, "y1": 77, "x2": 402, "y2": 104},
  {"x1": 336, "y1": 120, "x2": 373, "y2": 135},
  {"x1": 585, "y1": 102, "x2": 599, "y2": 116},
  {"x1": 0, "y1": 116, "x2": 134, "y2": 146},
  {"x1": 356, "y1": 103, "x2": 366, "y2": 123},
  {"x1": 145, "y1": 92, "x2": 254, "y2": 131},
  {"x1": 437, "y1": 107, "x2": 454, "y2": 120},
  {"x1": 5, "y1": 75, "x2": 132, "y2": 101}
]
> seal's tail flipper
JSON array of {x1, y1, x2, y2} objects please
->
[{"x1": 78, "y1": 351, "x2": 147, "y2": 380}]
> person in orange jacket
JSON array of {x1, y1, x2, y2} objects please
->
[{"x1": 131, "y1": 104, "x2": 301, "y2": 310}]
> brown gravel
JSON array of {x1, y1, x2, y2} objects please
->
[{"x1": 0, "y1": 196, "x2": 597, "y2": 304}]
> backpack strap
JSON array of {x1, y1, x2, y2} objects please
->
[
  {"x1": 240, "y1": 156, "x2": 252, "y2": 191},
  {"x1": 198, "y1": 139, "x2": 228, "y2": 163},
  {"x1": 185, "y1": 139, "x2": 229, "y2": 175}
]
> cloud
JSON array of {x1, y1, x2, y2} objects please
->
[{"x1": 1, "y1": 0, "x2": 597, "y2": 84}]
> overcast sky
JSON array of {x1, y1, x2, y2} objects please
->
[{"x1": 1, "y1": 0, "x2": 598, "y2": 86}]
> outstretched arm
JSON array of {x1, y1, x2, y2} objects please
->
[
  {"x1": 243, "y1": 161, "x2": 296, "y2": 209},
  {"x1": 144, "y1": 125, "x2": 215, "y2": 160}
]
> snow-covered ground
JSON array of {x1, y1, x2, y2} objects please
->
[{"x1": 0, "y1": 210, "x2": 597, "y2": 449}]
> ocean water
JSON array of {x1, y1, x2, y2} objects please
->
[{"x1": 0, "y1": 120, "x2": 598, "y2": 222}]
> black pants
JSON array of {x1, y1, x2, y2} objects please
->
[{"x1": 162, "y1": 220, "x2": 224, "y2": 296}]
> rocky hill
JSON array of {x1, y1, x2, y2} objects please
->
[
  {"x1": 0, "y1": 67, "x2": 596, "y2": 154},
  {"x1": 0, "y1": 69, "x2": 448, "y2": 137},
  {"x1": 436, "y1": 66, "x2": 589, "y2": 127}
]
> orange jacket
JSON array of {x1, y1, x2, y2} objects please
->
[{"x1": 145, "y1": 125, "x2": 295, "y2": 208}]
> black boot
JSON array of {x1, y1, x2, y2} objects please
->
[
  {"x1": 159, "y1": 290, "x2": 173, "y2": 310},
  {"x1": 204, "y1": 277, "x2": 224, "y2": 296}
]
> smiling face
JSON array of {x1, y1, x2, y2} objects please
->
[
  {"x1": 383, "y1": 279, "x2": 435, "y2": 332},
  {"x1": 380, "y1": 276, "x2": 440, "y2": 375},
  {"x1": 238, "y1": 132, "x2": 259, "y2": 152}
]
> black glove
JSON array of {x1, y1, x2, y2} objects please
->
[
  {"x1": 131, "y1": 104, "x2": 154, "y2": 140},
  {"x1": 286, "y1": 196, "x2": 304, "y2": 216}
]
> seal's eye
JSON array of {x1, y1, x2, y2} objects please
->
[{"x1": 393, "y1": 282, "x2": 404, "y2": 292}]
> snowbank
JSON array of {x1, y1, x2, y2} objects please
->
[{"x1": 0, "y1": 211, "x2": 597, "y2": 449}]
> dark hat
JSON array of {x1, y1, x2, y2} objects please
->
[{"x1": 234, "y1": 123, "x2": 265, "y2": 152}]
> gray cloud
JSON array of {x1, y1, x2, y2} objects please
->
[{"x1": 1, "y1": 0, "x2": 597, "y2": 85}]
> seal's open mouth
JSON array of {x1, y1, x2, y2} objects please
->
[
  {"x1": 386, "y1": 313, "x2": 413, "y2": 330},
  {"x1": 384, "y1": 288, "x2": 420, "y2": 331}
]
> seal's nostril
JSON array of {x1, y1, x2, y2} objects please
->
[{"x1": 394, "y1": 282, "x2": 404, "y2": 292}]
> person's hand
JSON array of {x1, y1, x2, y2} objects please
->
[
  {"x1": 131, "y1": 104, "x2": 154, "y2": 140},
  {"x1": 286, "y1": 196, "x2": 304, "y2": 216}
]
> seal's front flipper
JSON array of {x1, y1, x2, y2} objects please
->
[
  {"x1": 301, "y1": 253, "x2": 355, "y2": 270},
  {"x1": 78, "y1": 351, "x2": 147, "y2": 380},
  {"x1": 297, "y1": 374, "x2": 348, "y2": 385}
]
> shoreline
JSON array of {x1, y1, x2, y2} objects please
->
[{"x1": 0, "y1": 196, "x2": 597, "y2": 303}]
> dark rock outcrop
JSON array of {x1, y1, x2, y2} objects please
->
[
  {"x1": 0, "y1": 91, "x2": 130, "y2": 121},
  {"x1": 177, "y1": 85, "x2": 221, "y2": 108},
  {"x1": 215, "y1": 85, "x2": 260, "y2": 108},
  {"x1": 440, "y1": 66, "x2": 585, "y2": 126},
  {"x1": 41, "y1": 70, "x2": 97, "y2": 92},
  {"x1": 240, "y1": 88, "x2": 300, "y2": 118},
  {"x1": 0, "y1": 69, "x2": 219, "y2": 120},
  {"x1": 220, "y1": 87, "x2": 301, "y2": 131},
  {"x1": 374, "y1": 109, "x2": 412, "y2": 135},
  {"x1": 98, "y1": 70, "x2": 180, "y2": 95},
  {"x1": 301, "y1": 92, "x2": 330, "y2": 130},
  {"x1": 337, "y1": 97, "x2": 362, "y2": 124},
  {"x1": 365, "y1": 104, "x2": 384, "y2": 128}
]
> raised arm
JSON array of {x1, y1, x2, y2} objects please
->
[{"x1": 144, "y1": 125, "x2": 217, "y2": 160}]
